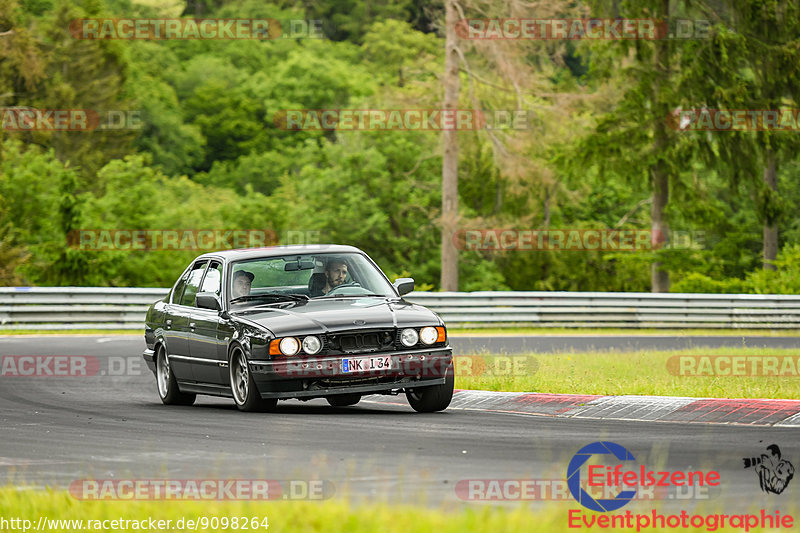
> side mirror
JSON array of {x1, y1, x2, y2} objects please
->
[
  {"x1": 196, "y1": 292, "x2": 221, "y2": 311},
  {"x1": 393, "y1": 277, "x2": 415, "y2": 296}
]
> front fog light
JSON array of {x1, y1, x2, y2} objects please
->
[
  {"x1": 420, "y1": 326, "x2": 438, "y2": 345},
  {"x1": 279, "y1": 337, "x2": 300, "y2": 356},
  {"x1": 400, "y1": 328, "x2": 419, "y2": 347},
  {"x1": 302, "y1": 335, "x2": 322, "y2": 355}
]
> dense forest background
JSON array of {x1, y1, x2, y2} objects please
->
[{"x1": 0, "y1": 0, "x2": 798, "y2": 292}]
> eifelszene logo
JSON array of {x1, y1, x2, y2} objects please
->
[
  {"x1": 566, "y1": 441, "x2": 794, "y2": 530},
  {"x1": 567, "y1": 441, "x2": 721, "y2": 512},
  {"x1": 567, "y1": 441, "x2": 638, "y2": 512},
  {"x1": 743, "y1": 444, "x2": 795, "y2": 495}
]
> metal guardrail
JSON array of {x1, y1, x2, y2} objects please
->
[
  {"x1": 1, "y1": 287, "x2": 799, "y2": 330},
  {"x1": 408, "y1": 292, "x2": 800, "y2": 329},
  {"x1": 0, "y1": 287, "x2": 168, "y2": 330}
]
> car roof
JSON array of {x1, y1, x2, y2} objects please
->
[{"x1": 195, "y1": 244, "x2": 364, "y2": 262}]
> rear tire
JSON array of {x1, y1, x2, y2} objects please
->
[
  {"x1": 326, "y1": 394, "x2": 361, "y2": 407},
  {"x1": 155, "y1": 344, "x2": 196, "y2": 406},
  {"x1": 230, "y1": 347, "x2": 277, "y2": 412},
  {"x1": 406, "y1": 364, "x2": 454, "y2": 413}
]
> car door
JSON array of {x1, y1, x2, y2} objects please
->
[
  {"x1": 169, "y1": 259, "x2": 208, "y2": 381},
  {"x1": 161, "y1": 265, "x2": 191, "y2": 380},
  {"x1": 188, "y1": 260, "x2": 227, "y2": 385}
]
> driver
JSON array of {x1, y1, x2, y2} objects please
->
[
  {"x1": 231, "y1": 270, "x2": 254, "y2": 299},
  {"x1": 322, "y1": 259, "x2": 348, "y2": 295}
]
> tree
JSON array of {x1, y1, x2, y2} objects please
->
[
  {"x1": 34, "y1": 1, "x2": 135, "y2": 179},
  {"x1": 0, "y1": 0, "x2": 46, "y2": 101},
  {"x1": 0, "y1": 222, "x2": 30, "y2": 285},
  {"x1": 126, "y1": 42, "x2": 205, "y2": 176},
  {"x1": 277, "y1": 132, "x2": 444, "y2": 287},
  {"x1": 440, "y1": 0, "x2": 460, "y2": 291},
  {"x1": 363, "y1": 19, "x2": 439, "y2": 87},
  {"x1": 575, "y1": 0, "x2": 707, "y2": 292},
  {"x1": 0, "y1": 139, "x2": 80, "y2": 284}
]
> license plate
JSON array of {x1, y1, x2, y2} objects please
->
[{"x1": 342, "y1": 356, "x2": 392, "y2": 373}]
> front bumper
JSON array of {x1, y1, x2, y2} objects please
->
[
  {"x1": 143, "y1": 348, "x2": 156, "y2": 373},
  {"x1": 249, "y1": 346, "x2": 453, "y2": 399}
]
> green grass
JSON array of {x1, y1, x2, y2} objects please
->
[
  {"x1": 455, "y1": 347, "x2": 800, "y2": 399},
  {"x1": 0, "y1": 488, "x2": 551, "y2": 533},
  {"x1": 0, "y1": 487, "x2": 795, "y2": 532}
]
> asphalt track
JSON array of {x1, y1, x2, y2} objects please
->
[
  {"x1": 0, "y1": 335, "x2": 797, "y2": 513},
  {"x1": 2, "y1": 333, "x2": 800, "y2": 356}
]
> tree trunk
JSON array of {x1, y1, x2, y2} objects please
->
[
  {"x1": 651, "y1": 0, "x2": 670, "y2": 293},
  {"x1": 763, "y1": 150, "x2": 778, "y2": 270},
  {"x1": 543, "y1": 185, "x2": 551, "y2": 228},
  {"x1": 440, "y1": 0, "x2": 460, "y2": 291},
  {"x1": 651, "y1": 167, "x2": 670, "y2": 292}
]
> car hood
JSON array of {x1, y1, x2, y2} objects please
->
[{"x1": 230, "y1": 297, "x2": 441, "y2": 337}]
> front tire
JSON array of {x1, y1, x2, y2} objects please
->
[
  {"x1": 230, "y1": 347, "x2": 277, "y2": 412},
  {"x1": 406, "y1": 364, "x2": 454, "y2": 413},
  {"x1": 326, "y1": 394, "x2": 361, "y2": 407},
  {"x1": 155, "y1": 344, "x2": 196, "y2": 406}
]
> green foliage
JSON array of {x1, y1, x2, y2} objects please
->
[
  {"x1": 0, "y1": 139, "x2": 66, "y2": 244},
  {"x1": 672, "y1": 244, "x2": 800, "y2": 294},
  {"x1": 744, "y1": 244, "x2": 800, "y2": 294},
  {"x1": 304, "y1": 0, "x2": 416, "y2": 42},
  {"x1": 196, "y1": 151, "x2": 283, "y2": 195},
  {"x1": 363, "y1": 20, "x2": 439, "y2": 87},
  {"x1": 277, "y1": 132, "x2": 442, "y2": 287},
  {"x1": 126, "y1": 43, "x2": 205, "y2": 176},
  {"x1": 671, "y1": 273, "x2": 748, "y2": 294},
  {"x1": 0, "y1": 222, "x2": 30, "y2": 285},
  {"x1": 75, "y1": 155, "x2": 276, "y2": 286},
  {"x1": 0, "y1": 0, "x2": 798, "y2": 295}
]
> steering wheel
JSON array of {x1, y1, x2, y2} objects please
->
[{"x1": 325, "y1": 281, "x2": 362, "y2": 295}]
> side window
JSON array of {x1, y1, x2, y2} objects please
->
[
  {"x1": 179, "y1": 261, "x2": 208, "y2": 307},
  {"x1": 171, "y1": 269, "x2": 191, "y2": 304},
  {"x1": 200, "y1": 261, "x2": 222, "y2": 297}
]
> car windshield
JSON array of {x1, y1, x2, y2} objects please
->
[{"x1": 228, "y1": 252, "x2": 396, "y2": 304}]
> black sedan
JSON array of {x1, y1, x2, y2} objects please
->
[{"x1": 142, "y1": 245, "x2": 454, "y2": 412}]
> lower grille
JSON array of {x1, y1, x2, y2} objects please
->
[{"x1": 312, "y1": 375, "x2": 414, "y2": 389}]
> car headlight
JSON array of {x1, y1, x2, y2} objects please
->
[
  {"x1": 420, "y1": 326, "x2": 438, "y2": 345},
  {"x1": 302, "y1": 335, "x2": 322, "y2": 355},
  {"x1": 400, "y1": 328, "x2": 419, "y2": 347},
  {"x1": 279, "y1": 337, "x2": 300, "y2": 356}
]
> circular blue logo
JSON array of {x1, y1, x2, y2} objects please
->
[{"x1": 567, "y1": 441, "x2": 637, "y2": 512}]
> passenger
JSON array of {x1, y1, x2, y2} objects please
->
[{"x1": 231, "y1": 270, "x2": 254, "y2": 299}]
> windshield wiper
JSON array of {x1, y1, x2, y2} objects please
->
[
  {"x1": 231, "y1": 293, "x2": 310, "y2": 304},
  {"x1": 318, "y1": 293, "x2": 387, "y2": 298}
]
